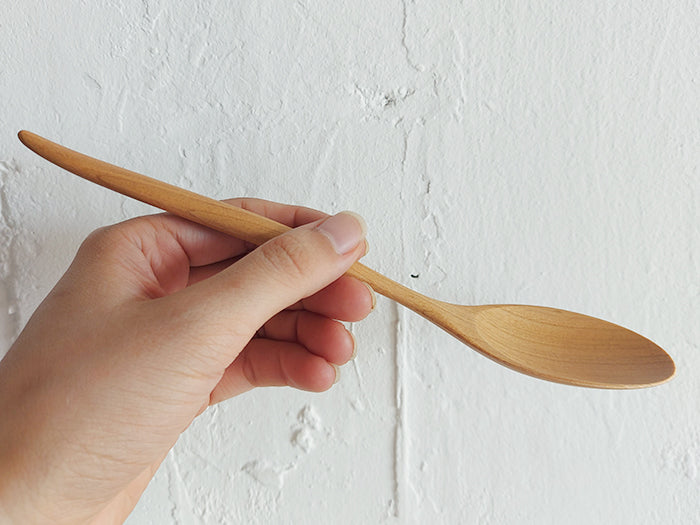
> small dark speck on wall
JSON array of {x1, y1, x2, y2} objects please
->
[{"x1": 410, "y1": 273, "x2": 419, "y2": 279}]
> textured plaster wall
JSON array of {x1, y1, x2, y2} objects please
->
[{"x1": 1, "y1": 2, "x2": 699, "y2": 523}]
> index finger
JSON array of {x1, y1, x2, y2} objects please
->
[{"x1": 146, "y1": 197, "x2": 330, "y2": 268}]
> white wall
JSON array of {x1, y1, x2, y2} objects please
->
[{"x1": 1, "y1": 2, "x2": 698, "y2": 523}]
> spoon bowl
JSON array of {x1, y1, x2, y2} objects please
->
[
  {"x1": 349, "y1": 261, "x2": 674, "y2": 388},
  {"x1": 17, "y1": 130, "x2": 675, "y2": 389},
  {"x1": 463, "y1": 304, "x2": 673, "y2": 387}
]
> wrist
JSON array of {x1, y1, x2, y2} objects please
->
[
  {"x1": 0, "y1": 357, "x2": 54, "y2": 523},
  {"x1": 0, "y1": 436, "x2": 42, "y2": 523}
]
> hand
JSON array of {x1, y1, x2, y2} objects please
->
[{"x1": 0, "y1": 198, "x2": 373, "y2": 524}]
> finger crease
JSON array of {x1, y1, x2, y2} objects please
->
[
  {"x1": 241, "y1": 352, "x2": 259, "y2": 387},
  {"x1": 294, "y1": 312, "x2": 302, "y2": 343},
  {"x1": 278, "y1": 350, "x2": 294, "y2": 388}
]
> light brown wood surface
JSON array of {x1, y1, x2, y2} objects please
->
[{"x1": 17, "y1": 130, "x2": 675, "y2": 389}]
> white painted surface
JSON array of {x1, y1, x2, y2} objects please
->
[{"x1": 1, "y1": 2, "x2": 699, "y2": 523}]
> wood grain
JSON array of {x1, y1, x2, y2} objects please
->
[{"x1": 18, "y1": 130, "x2": 675, "y2": 389}]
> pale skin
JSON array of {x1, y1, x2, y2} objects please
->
[{"x1": 0, "y1": 198, "x2": 373, "y2": 524}]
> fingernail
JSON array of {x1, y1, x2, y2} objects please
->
[
  {"x1": 363, "y1": 282, "x2": 377, "y2": 311},
  {"x1": 332, "y1": 364, "x2": 341, "y2": 384},
  {"x1": 348, "y1": 330, "x2": 357, "y2": 360},
  {"x1": 316, "y1": 211, "x2": 367, "y2": 255}
]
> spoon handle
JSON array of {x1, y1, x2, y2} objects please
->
[
  {"x1": 19, "y1": 131, "x2": 675, "y2": 389},
  {"x1": 17, "y1": 131, "x2": 435, "y2": 316}
]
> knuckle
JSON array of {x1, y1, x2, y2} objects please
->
[
  {"x1": 79, "y1": 225, "x2": 123, "y2": 258},
  {"x1": 258, "y1": 233, "x2": 313, "y2": 281},
  {"x1": 77, "y1": 220, "x2": 147, "y2": 264}
]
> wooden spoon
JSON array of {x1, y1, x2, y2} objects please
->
[{"x1": 17, "y1": 130, "x2": 675, "y2": 389}]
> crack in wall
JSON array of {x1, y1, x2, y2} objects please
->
[
  {"x1": 400, "y1": 0, "x2": 423, "y2": 72},
  {"x1": 391, "y1": 123, "x2": 417, "y2": 519},
  {"x1": 392, "y1": 301, "x2": 408, "y2": 519},
  {"x1": 392, "y1": 116, "x2": 445, "y2": 518}
]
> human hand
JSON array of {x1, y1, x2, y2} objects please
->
[{"x1": 0, "y1": 198, "x2": 373, "y2": 524}]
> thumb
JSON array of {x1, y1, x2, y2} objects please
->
[{"x1": 161, "y1": 211, "x2": 368, "y2": 357}]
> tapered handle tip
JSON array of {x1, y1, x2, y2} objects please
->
[{"x1": 18, "y1": 130, "x2": 36, "y2": 150}]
